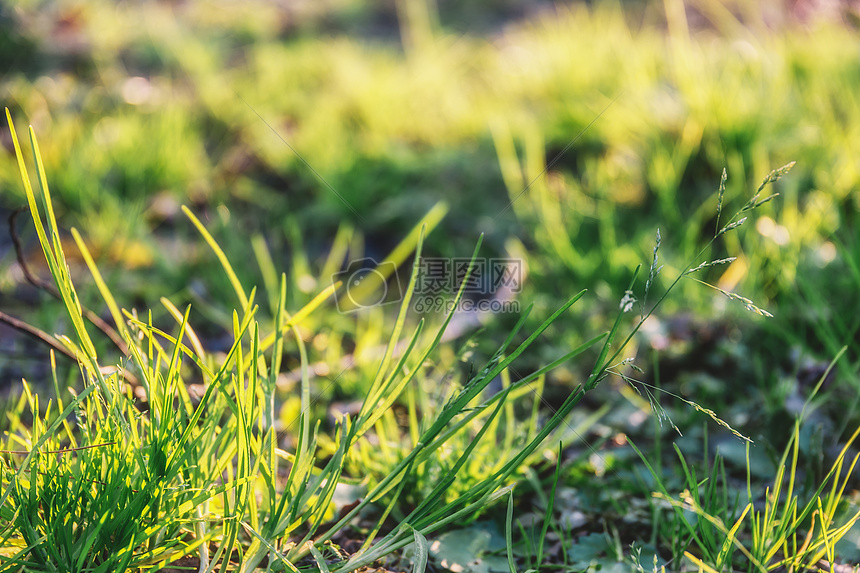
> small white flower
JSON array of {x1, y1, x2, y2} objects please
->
[{"x1": 620, "y1": 290, "x2": 636, "y2": 313}]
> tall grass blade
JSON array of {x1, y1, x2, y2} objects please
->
[
  {"x1": 506, "y1": 492, "x2": 517, "y2": 573},
  {"x1": 182, "y1": 205, "x2": 250, "y2": 311}
]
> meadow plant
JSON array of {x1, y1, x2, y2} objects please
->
[{"x1": 2, "y1": 108, "x2": 855, "y2": 573}]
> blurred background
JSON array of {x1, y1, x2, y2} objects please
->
[{"x1": 1, "y1": 0, "x2": 860, "y2": 475}]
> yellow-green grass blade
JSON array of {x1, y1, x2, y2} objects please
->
[
  {"x1": 71, "y1": 228, "x2": 132, "y2": 350},
  {"x1": 6, "y1": 110, "x2": 98, "y2": 363},
  {"x1": 125, "y1": 316, "x2": 216, "y2": 381},
  {"x1": 160, "y1": 297, "x2": 207, "y2": 360},
  {"x1": 716, "y1": 503, "x2": 750, "y2": 569},
  {"x1": 341, "y1": 202, "x2": 447, "y2": 311},
  {"x1": 357, "y1": 225, "x2": 426, "y2": 428},
  {"x1": 182, "y1": 205, "x2": 250, "y2": 312},
  {"x1": 248, "y1": 280, "x2": 341, "y2": 363}
]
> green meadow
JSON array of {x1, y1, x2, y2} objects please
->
[{"x1": 1, "y1": 0, "x2": 859, "y2": 570}]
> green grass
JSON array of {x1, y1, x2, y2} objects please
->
[
  {"x1": 2, "y1": 0, "x2": 860, "y2": 570},
  {"x1": 3, "y1": 112, "x2": 606, "y2": 570},
  {"x1": 2, "y1": 1, "x2": 857, "y2": 290},
  {"x1": 4, "y1": 105, "x2": 858, "y2": 571}
]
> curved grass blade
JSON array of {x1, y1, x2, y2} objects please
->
[{"x1": 182, "y1": 205, "x2": 249, "y2": 312}]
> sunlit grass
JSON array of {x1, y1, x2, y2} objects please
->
[
  {"x1": 2, "y1": 0, "x2": 860, "y2": 570},
  {"x1": 7, "y1": 104, "x2": 854, "y2": 571},
  {"x1": 1, "y1": 2, "x2": 856, "y2": 308}
]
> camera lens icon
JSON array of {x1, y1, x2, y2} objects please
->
[{"x1": 332, "y1": 258, "x2": 402, "y2": 313}]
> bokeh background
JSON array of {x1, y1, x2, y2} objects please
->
[
  {"x1": 3, "y1": 0, "x2": 860, "y2": 565},
  {"x1": 3, "y1": 0, "x2": 859, "y2": 380}
]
